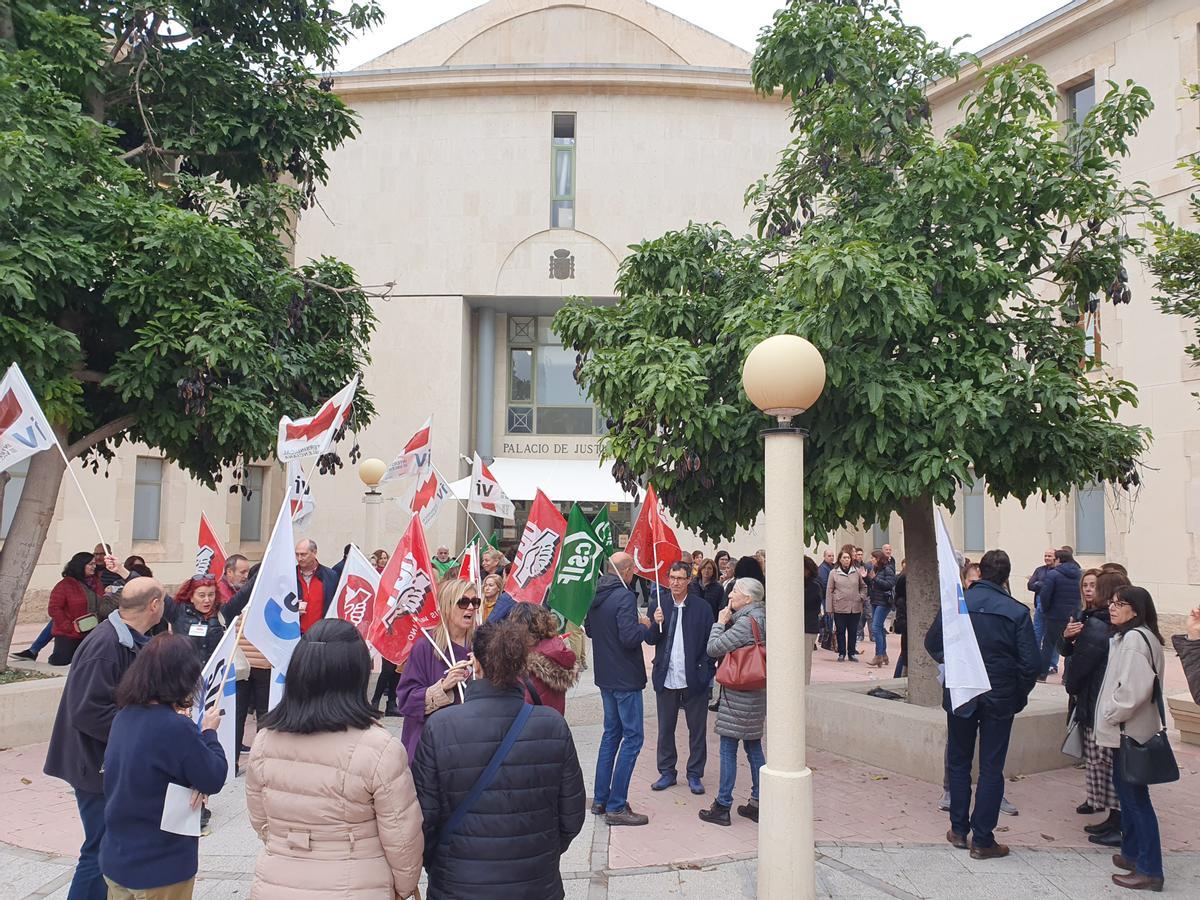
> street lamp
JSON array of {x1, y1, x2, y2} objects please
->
[
  {"x1": 742, "y1": 334, "x2": 826, "y2": 900},
  {"x1": 358, "y1": 457, "x2": 386, "y2": 553}
]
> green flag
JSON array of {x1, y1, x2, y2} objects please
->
[
  {"x1": 591, "y1": 507, "x2": 615, "y2": 558},
  {"x1": 548, "y1": 504, "x2": 606, "y2": 627}
]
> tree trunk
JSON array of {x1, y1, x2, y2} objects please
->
[
  {"x1": 0, "y1": 448, "x2": 66, "y2": 665},
  {"x1": 899, "y1": 494, "x2": 941, "y2": 707}
]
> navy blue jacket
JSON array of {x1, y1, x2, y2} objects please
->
[
  {"x1": 924, "y1": 579, "x2": 1040, "y2": 718},
  {"x1": 584, "y1": 574, "x2": 647, "y2": 692},
  {"x1": 44, "y1": 613, "x2": 150, "y2": 794},
  {"x1": 644, "y1": 589, "x2": 715, "y2": 699},
  {"x1": 100, "y1": 704, "x2": 227, "y2": 889},
  {"x1": 487, "y1": 591, "x2": 518, "y2": 623},
  {"x1": 1038, "y1": 560, "x2": 1082, "y2": 622}
]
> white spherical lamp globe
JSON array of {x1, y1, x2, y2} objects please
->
[
  {"x1": 742, "y1": 335, "x2": 826, "y2": 417},
  {"x1": 358, "y1": 457, "x2": 387, "y2": 489}
]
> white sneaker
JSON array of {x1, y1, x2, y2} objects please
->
[
  {"x1": 999, "y1": 797, "x2": 1019, "y2": 816},
  {"x1": 938, "y1": 790, "x2": 951, "y2": 811}
]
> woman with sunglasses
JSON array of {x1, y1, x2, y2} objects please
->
[
  {"x1": 395, "y1": 579, "x2": 480, "y2": 762},
  {"x1": 1094, "y1": 585, "x2": 1167, "y2": 892}
]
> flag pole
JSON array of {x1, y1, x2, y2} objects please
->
[
  {"x1": 430, "y1": 462, "x2": 494, "y2": 546},
  {"x1": 52, "y1": 441, "x2": 110, "y2": 552},
  {"x1": 419, "y1": 625, "x2": 465, "y2": 704},
  {"x1": 650, "y1": 496, "x2": 664, "y2": 633}
]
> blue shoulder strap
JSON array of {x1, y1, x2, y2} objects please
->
[{"x1": 436, "y1": 703, "x2": 533, "y2": 848}]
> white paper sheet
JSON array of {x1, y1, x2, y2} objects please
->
[{"x1": 160, "y1": 782, "x2": 201, "y2": 836}]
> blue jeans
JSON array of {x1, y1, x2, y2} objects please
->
[
  {"x1": 871, "y1": 605, "x2": 889, "y2": 657},
  {"x1": 30, "y1": 620, "x2": 53, "y2": 654},
  {"x1": 946, "y1": 711, "x2": 1013, "y2": 848},
  {"x1": 1033, "y1": 605, "x2": 1059, "y2": 670},
  {"x1": 68, "y1": 788, "x2": 107, "y2": 900},
  {"x1": 1112, "y1": 749, "x2": 1163, "y2": 878},
  {"x1": 595, "y1": 689, "x2": 644, "y2": 814},
  {"x1": 716, "y1": 735, "x2": 765, "y2": 807}
]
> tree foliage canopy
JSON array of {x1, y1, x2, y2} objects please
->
[
  {"x1": 0, "y1": 1, "x2": 382, "y2": 481},
  {"x1": 554, "y1": 0, "x2": 1156, "y2": 542},
  {"x1": 1150, "y1": 85, "x2": 1200, "y2": 375}
]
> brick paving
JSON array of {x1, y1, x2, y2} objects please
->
[{"x1": 4, "y1": 624, "x2": 1200, "y2": 897}]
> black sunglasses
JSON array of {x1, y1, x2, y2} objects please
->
[{"x1": 456, "y1": 597, "x2": 482, "y2": 609}]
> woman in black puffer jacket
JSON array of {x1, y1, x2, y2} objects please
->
[
  {"x1": 411, "y1": 620, "x2": 586, "y2": 900},
  {"x1": 1058, "y1": 569, "x2": 1127, "y2": 836}
]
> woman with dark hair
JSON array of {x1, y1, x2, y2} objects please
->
[
  {"x1": 1059, "y1": 569, "x2": 1126, "y2": 835},
  {"x1": 370, "y1": 549, "x2": 389, "y2": 573},
  {"x1": 866, "y1": 549, "x2": 897, "y2": 668},
  {"x1": 802, "y1": 556, "x2": 822, "y2": 683},
  {"x1": 99, "y1": 634, "x2": 227, "y2": 899},
  {"x1": 825, "y1": 546, "x2": 866, "y2": 662},
  {"x1": 510, "y1": 602, "x2": 579, "y2": 715},
  {"x1": 47, "y1": 551, "x2": 104, "y2": 666},
  {"x1": 732, "y1": 555, "x2": 765, "y2": 586},
  {"x1": 1095, "y1": 585, "x2": 1168, "y2": 892},
  {"x1": 123, "y1": 555, "x2": 153, "y2": 578},
  {"x1": 690, "y1": 558, "x2": 726, "y2": 621},
  {"x1": 412, "y1": 620, "x2": 586, "y2": 900},
  {"x1": 245, "y1": 619, "x2": 423, "y2": 900}
]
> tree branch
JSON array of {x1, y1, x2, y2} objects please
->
[
  {"x1": 300, "y1": 276, "x2": 396, "y2": 297},
  {"x1": 66, "y1": 415, "x2": 137, "y2": 460},
  {"x1": 70, "y1": 369, "x2": 108, "y2": 384}
]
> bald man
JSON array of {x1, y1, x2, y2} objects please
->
[
  {"x1": 586, "y1": 552, "x2": 653, "y2": 827},
  {"x1": 45, "y1": 578, "x2": 167, "y2": 899},
  {"x1": 295, "y1": 538, "x2": 339, "y2": 634}
]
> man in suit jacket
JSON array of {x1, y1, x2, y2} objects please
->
[{"x1": 645, "y1": 561, "x2": 716, "y2": 795}]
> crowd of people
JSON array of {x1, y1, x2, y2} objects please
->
[{"x1": 20, "y1": 531, "x2": 1200, "y2": 898}]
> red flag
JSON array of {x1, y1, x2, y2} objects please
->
[
  {"x1": 276, "y1": 377, "x2": 358, "y2": 462},
  {"x1": 367, "y1": 516, "x2": 441, "y2": 666},
  {"x1": 504, "y1": 489, "x2": 567, "y2": 604},
  {"x1": 457, "y1": 542, "x2": 480, "y2": 586},
  {"x1": 196, "y1": 512, "x2": 227, "y2": 578},
  {"x1": 626, "y1": 484, "x2": 682, "y2": 586}
]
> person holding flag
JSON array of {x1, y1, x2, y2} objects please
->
[
  {"x1": 98, "y1": 634, "x2": 228, "y2": 899},
  {"x1": 925, "y1": 546, "x2": 1039, "y2": 860},
  {"x1": 395, "y1": 579, "x2": 480, "y2": 764}
]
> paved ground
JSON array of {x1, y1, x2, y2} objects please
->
[{"x1": 4, "y1": 624, "x2": 1200, "y2": 898}]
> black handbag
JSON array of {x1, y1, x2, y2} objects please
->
[{"x1": 1118, "y1": 631, "x2": 1179, "y2": 787}]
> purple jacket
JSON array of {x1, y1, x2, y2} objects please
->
[{"x1": 395, "y1": 636, "x2": 470, "y2": 763}]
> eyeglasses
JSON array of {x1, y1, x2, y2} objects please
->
[
  {"x1": 193, "y1": 574, "x2": 217, "y2": 585},
  {"x1": 1109, "y1": 598, "x2": 1131, "y2": 609},
  {"x1": 456, "y1": 597, "x2": 482, "y2": 609}
]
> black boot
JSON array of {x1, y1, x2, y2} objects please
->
[
  {"x1": 736, "y1": 800, "x2": 759, "y2": 823},
  {"x1": 698, "y1": 801, "x2": 731, "y2": 826},
  {"x1": 1085, "y1": 809, "x2": 1121, "y2": 835}
]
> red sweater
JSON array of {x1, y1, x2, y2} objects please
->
[{"x1": 48, "y1": 577, "x2": 91, "y2": 639}]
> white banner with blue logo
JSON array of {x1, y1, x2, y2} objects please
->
[
  {"x1": 935, "y1": 508, "x2": 991, "y2": 714},
  {"x1": 194, "y1": 615, "x2": 241, "y2": 782},
  {"x1": 241, "y1": 497, "x2": 300, "y2": 677}
]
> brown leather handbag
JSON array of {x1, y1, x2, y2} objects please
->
[{"x1": 715, "y1": 617, "x2": 766, "y2": 691}]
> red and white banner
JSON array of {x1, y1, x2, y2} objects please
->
[
  {"x1": 411, "y1": 466, "x2": 451, "y2": 528},
  {"x1": 382, "y1": 417, "x2": 432, "y2": 484},
  {"x1": 196, "y1": 512, "x2": 227, "y2": 578},
  {"x1": 467, "y1": 452, "x2": 515, "y2": 520},
  {"x1": 367, "y1": 516, "x2": 441, "y2": 666},
  {"x1": 626, "y1": 484, "x2": 682, "y2": 586},
  {"x1": 276, "y1": 376, "x2": 358, "y2": 462},
  {"x1": 0, "y1": 363, "x2": 55, "y2": 475},
  {"x1": 505, "y1": 489, "x2": 567, "y2": 604},
  {"x1": 457, "y1": 541, "x2": 480, "y2": 586},
  {"x1": 286, "y1": 459, "x2": 315, "y2": 527},
  {"x1": 325, "y1": 544, "x2": 381, "y2": 644}
]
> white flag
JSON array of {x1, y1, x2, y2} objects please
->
[
  {"x1": 193, "y1": 616, "x2": 240, "y2": 783},
  {"x1": 287, "y1": 459, "x2": 315, "y2": 527},
  {"x1": 276, "y1": 376, "x2": 358, "y2": 462},
  {"x1": 467, "y1": 452, "x2": 515, "y2": 520},
  {"x1": 325, "y1": 544, "x2": 381, "y2": 643},
  {"x1": 241, "y1": 498, "x2": 301, "y2": 673},
  {"x1": 268, "y1": 667, "x2": 287, "y2": 712},
  {"x1": 411, "y1": 467, "x2": 451, "y2": 528},
  {"x1": 0, "y1": 363, "x2": 55, "y2": 474},
  {"x1": 935, "y1": 508, "x2": 992, "y2": 713},
  {"x1": 381, "y1": 417, "x2": 432, "y2": 483}
]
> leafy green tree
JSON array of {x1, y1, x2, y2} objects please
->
[
  {"x1": 0, "y1": 2, "x2": 386, "y2": 662},
  {"x1": 555, "y1": 0, "x2": 1156, "y2": 705},
  {"x1": 1150, "y1": 85, "x2": 1200, "y2": 377}
]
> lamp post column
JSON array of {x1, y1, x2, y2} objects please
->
[
  {"x1": 757, "y1": 422, "x2": 813, "y2": 898},
  {"x1": 364, "y1": 489, "x2": 382, "y2": 553}
]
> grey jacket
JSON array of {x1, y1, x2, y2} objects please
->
[
  {"x1": 707, "y1": 601, "x2": 766, "y2": 741},
  {"x1": 1094, "y1": 626, "x2": 1166, "y2": 750}
]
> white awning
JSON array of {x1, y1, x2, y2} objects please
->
[{"x1": 448, "y1": 457, "x2": 636, "y2": 505}]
